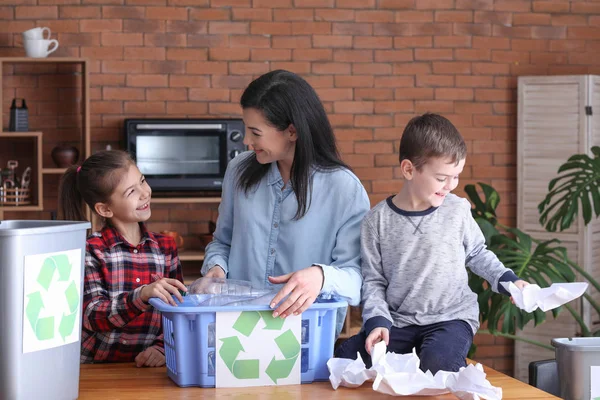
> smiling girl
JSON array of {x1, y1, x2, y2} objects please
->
[{"x1": 58, "y1": 150, "x2": 186, "y2": 367}]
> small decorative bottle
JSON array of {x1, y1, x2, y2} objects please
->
[{"x1": 8, "y1": 98, "x2": 29, "y2": 132}]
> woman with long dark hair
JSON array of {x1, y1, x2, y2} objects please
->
[{"x1": 202, "y1": 70, "x2": 369, "y2": 328}]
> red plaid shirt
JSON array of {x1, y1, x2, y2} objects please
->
[{"x1": 81, "y1": 223, "x2": 183, "y2": 364}]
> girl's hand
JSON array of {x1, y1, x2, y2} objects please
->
[
  {"x1": 141, "y1": 277, "x2": 187, "y2": 306},
  {"x1": 204, "y1": 265, "x2": 226, "y2": 279},
  {"x1": 268, "y1": 266, "x2": 324, "y2": 318},
  {"x1": 365, "y1": 327, "x2": 389, "y2": 355},
  {"x1": 135, "y1": 347, "x2": 165, "y2": 368}
]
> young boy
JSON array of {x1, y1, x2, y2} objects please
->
[{"x1": 335, "y1": 113, "x2": 528, "y2": 374}]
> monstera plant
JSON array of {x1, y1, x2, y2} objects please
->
[
  {"x1": 538, "y1": 146, "x2": 600, "y2": 233},
  {"x1": 465, "y1": 182, "x2": 600, "y2": 351}
]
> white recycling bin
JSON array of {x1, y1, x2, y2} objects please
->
[
  {"x1": 552, "y1": 337, "x2": 600, "y2": 400},
  {"x1": 0, "y1": 220, "x2": 90, "y2": 400}
]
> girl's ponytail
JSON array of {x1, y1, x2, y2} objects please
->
[{"x1": 58, "y1": 165, "x2": 87, "y2": 221}]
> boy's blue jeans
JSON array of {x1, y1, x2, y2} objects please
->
[{"x1": 334, "y1": 319, "x2": 473, "y2": 374}]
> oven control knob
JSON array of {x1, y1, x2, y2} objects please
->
[
  {"x1": 230, "y1": 150, "x2": 241, "y2": 159},
  {"x1": 230, "y1": 130, "x2": 243, "y2": 142}
]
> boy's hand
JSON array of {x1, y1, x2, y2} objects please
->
[
  {"x1": 510, "y1": 279, "x2": 530, "y2": 304},
  {"x1": 513, "y1": 279, "x2": 529, "y2": 290},
  {"x1": 268, "y1": 266, "x2": 324, "y2": 318},
  {"x1": 135, "y1": 347, "x2": 165, "y2": 368},
  {"x1": 365, "y1": 327, "x2": 389, "y2": 355},
  {"x1": 141, "y1": 277, "x2": 187, "y2": 306}
]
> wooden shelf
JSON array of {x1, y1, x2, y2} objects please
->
[
  {"x1": 0, "y1": 132, "x2": 43, "y2": 213},
  {"x1": 0, "y1": 205, "x2": 43, "y2": 211},
  {"x1": 42, "y1": 168, "x2": 67, "y2": 174},
  {"x1": 179, "y1": 251, "x2": 204, "y2": 285},
  {"x1": 152, "y1": 197, "x2": 221, "y2": 204},
  {"x1": 0, "y1": 131, "x2": 43, "y2": 136},
  {"x1": 179, "y1": 250, "x2": 205, "y2": 261},
  {"x1": 0, "y1": 57, "x2": 87, "y2": 64},
  {"x1": 0, "y1": 58, "x2": 90, "y2": 221}
]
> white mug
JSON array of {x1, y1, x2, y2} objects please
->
[
  {"x1": 24, "y1": 39, "x2": 59, "y2": 58},
  {"x1": 22, "y1": 27, "x2": 51, "y2": 40}
]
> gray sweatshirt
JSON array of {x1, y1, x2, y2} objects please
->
[{"x1": 361, "y1": 194, "x2": 518, "y2": 335}]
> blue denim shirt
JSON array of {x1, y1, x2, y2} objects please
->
[{"x1": 202, "y1": 152, "x2": 370, "y2": 330}]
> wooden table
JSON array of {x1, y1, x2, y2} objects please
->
[{"x1": 78, "y1": 363, "x2": 559, "y2": 399}]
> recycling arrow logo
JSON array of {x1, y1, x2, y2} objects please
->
[
  {"x1": 217, "y1": 311, "x2": 300, "y2": 384},
  {"x1": 23, "y1": 251, "x2": 82, "y2": 354}
]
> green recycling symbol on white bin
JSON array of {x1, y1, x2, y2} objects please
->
[
  {"x1": 25, "y1": 254, "x2": 79, "y2": 341},
  {"x1": 219, "y1": 311, "x2": 300, "y2": 383}
]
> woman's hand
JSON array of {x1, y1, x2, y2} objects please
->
[
  {"x1": 189, "y1": 267, "x2": 226, "y2": 294},
  {"x1": 365, "y1": 327, "x2": 389, "y2": 355},
  {"x1": 135, "y1": 347, "x2": 165, "y2": 368},
  {"x1": 204, "y1": 265, "x2": 226, "y2": 279},
  {"x1": 140, "y1": 277, "x2": 187, "y2": 306},
  {"x1": 268, "y1": 266, "x2": 324, "y2": 318}
]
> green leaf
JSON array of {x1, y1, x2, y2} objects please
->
[
  {"x1": 468, "y1": 342, "x2": 477, "y2": 358},
  {"x1": 465, "y1": 184, "x2": 485, "y2": 214},
  {"x1": 474, "y1": 218, "x2": 499, "y2": 246},
  {"x1": 481, "y1": 183, "x2": 500, "y2": 212},
  {"x1": 591, "y1": 185, "x2": 600, "y2": 219},
  {"x1": 581, "y1": 191, "x2": 592, "y2": 225},
  {"x1": 465, "y1": 183, "x2": 499, "y2": 226},
  {"x1": 538, "y1": 148, "x2": 600, "y2": 232},
  {"x1": 532, "y1": 308, "x2": 547, "y2": 327},
  {"x1": 551, "y1": 306, "x2": 562, "y2": 319},
  {"x1": 501, "y1": 302, "x2": 515, "y2": 333}
]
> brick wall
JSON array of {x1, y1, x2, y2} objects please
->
[{"x1": 3, "y1": 0, "x2": 600, "y2": 376}]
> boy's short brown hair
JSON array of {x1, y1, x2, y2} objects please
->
[{"x1": 399, "y1": 113, "x2": 467, "y2": 170}]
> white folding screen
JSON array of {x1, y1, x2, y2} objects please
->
[{"x1": 516, "y1": 75, "x2": 598, "y2": 381}]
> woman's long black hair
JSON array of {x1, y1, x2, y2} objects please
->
[{"x1": 237, "y1": 70, "x2": 349, "y2": 220}]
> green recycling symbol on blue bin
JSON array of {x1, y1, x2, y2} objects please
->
[
  {"x1": 25, "y1": 254, "x2": 79, "y2": 341},
  {"x1": 219, "y1": 311, "x2": 300, "y2": 383}
]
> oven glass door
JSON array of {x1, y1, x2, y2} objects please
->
[{"x1": 135, "y1": 132, "x2": 226, "y2": 177}]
